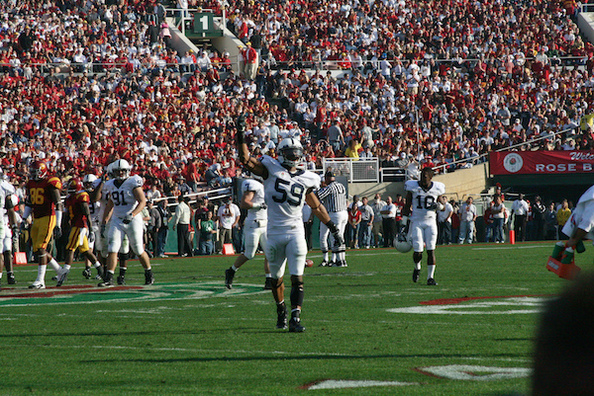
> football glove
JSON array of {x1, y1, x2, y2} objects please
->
[
  {"x1": 88, "y1": 231, "x2": 95, "y2": 244},
  {"x1": 332, "y1": 230, "x2": 344, "y2": 248},
  {"x1": 253, "y1": 203, "x2": 267, "y2": 211},
  {"x1": 53, "y1": 227, "x2": 62, "y2": 238},
  {"x1": 123, "y1": 214, "x2": 134, "y2": 224},
  {"x1": 236, "y1": 113, "x2": 247, "y2": 133},
  {"x1": 100, "y1": 224, "x2": 106, "y2": 239}
]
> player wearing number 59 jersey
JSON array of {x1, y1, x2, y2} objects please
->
[
  {"x1": 236, "y1": 114, "x2": 343, "y2": 333},
  {"x1": 403, "y1": 167, "x2": 445, "y2": 286}
]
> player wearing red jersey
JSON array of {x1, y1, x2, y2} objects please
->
[
  {"x1": 23, "y1": 161, "x2": 64, "y2": 289},
  {"x1": 56, "y1": 179, "x2": 103, "y2": 287}
]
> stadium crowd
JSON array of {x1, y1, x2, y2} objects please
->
[{"x1": 0, "y1": 0, "x2": 593, "y2": 196}]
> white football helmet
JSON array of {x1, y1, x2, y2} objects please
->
[
  {"x1": 277, "y1": 138, "x2": 304, "y2": 168},
  {"x1": 111, "y1": 159, "x2": 132, "y2": 181},
  {"x1": 83, "y1": 174, "x2": 97, "y2": 189},
  {"x1": 395, "y1": 239, "x2": 412, "y2": 253}
]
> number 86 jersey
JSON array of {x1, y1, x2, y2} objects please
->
[
  {"x1": 261, "y1": 156, "x2": 320, "y2": 228},
  {"x1": 405, "y1": 179, "x2": 446, "y2": 222}
]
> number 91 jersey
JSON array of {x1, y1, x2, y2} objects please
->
[
  {"x1": 261, "y1": 156, "x2": 320, "y2": 228},
  {"x1": 103, "y1": 175, "x2": 144, "y2": 219},
  {"x1": 405, "y1": 180, "x2": 446, "y2": 222}
]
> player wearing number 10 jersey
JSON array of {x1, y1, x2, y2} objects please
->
[
  {"x1": 403, "y1": 167, "x2": 445, "y2": 286},
  {"x1": 236, "y1": 114, "x2": 344, "y2": 333}
]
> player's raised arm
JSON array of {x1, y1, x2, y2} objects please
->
[{"x1": 235, "y1": 114, "x2": 268, "y2": 178}]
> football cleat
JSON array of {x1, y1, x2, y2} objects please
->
[
  {"x1": 318, "y1": 260, "x2": 329, "y2": 267},
  {"x1": 117, "y1": 275, "x2": 126, "y2": 285},
  {"x1": 276, "y1": 304, "x2": 288, "y2": 329},
  {"x1": 412, "y1": 269, "x2": 420, "y2": 283},
  {"x1": 288, "y1": 317, "x2": 305, "y2": 333},
  {"x1": 7, "y1": 273, "x2": 16, "y2": 284},
  {"x1": 427, "y1": 278, "x2": 438, "y2": 286},
  {"x1": 56, "y1": 268, "x2": 70, "y2": 287},
  {"x1": 98, "y1": 279, "x2": 115, "y2": 287},
  {"x1": 144, "y1": 271, "x2": 154, "y2": 285},
  {"x1": 29, "y1": 281, "x2": 45, "y2": 289},
  {"x1": 224, "y1": 268, "x2": 235, "y2": 289},
  {"x1": 82, "y1": 268, "x2": 92, "y2": 279},
  {"x1": 263, "y1": 277, "x2": 273, "y2": 290}
]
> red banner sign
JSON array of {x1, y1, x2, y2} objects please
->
[{"x1": 489, "y1": 151, "x2": 594, "y2": 175}]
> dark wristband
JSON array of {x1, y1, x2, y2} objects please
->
[{"x1": 326, "y1": 220, "x2": 338, "y2": 233}]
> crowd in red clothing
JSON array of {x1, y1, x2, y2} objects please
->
[{"x1": 0, "y1": 0, "x2": 593, "y2": 196}]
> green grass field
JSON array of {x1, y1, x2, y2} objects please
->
[{"x1": 1, "y1": 242, "x2": 588, "y2": 395}]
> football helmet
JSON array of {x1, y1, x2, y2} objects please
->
[
  {"x1": 67, "y1": 178, "x2": 83, "y2": 195},
  {"x1": 111, "y1": 159, "x2": 132, "y2": 181},
  {"x1": 82, "y1": 174, "x2": 98, "y2": 190},
  {"x1": 394, "y1": 233, "x2": 412, "y2": 253},
  {"x1": 30, "y1": 160, "x2": 48, "y2": 181},
  {"x1": 395, "y1": 240, "x2": 412, "y2": 253},
  {"x1": 277, "y1": 138, "x2": 304, "y2": 168}
]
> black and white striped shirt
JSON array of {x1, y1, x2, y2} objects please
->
[{"x1": 316, "y1": 181, "x2": 347, "y2": 212}]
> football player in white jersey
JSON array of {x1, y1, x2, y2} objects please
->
[
  {"x1": 403, "y1": 167, "x2": 446, "y2": 286},
  {"x1": 224, "y1": 175, "x2": 272, "y2": 290},
  {"x1": 82, "y1": 173, "x2": 105, "y2": 280},
  {"x1": 236, "y1": 114, "x2": 343, "y2": 332},
  {"x1": 98, "y1": 159, "x2": 153, "y2": 287},
  {"x1": 0, "y1": 172, "x2": 19, "y2": 286},
  {"x1": 89, "y1": 165, "x2": 131, "y2": 284}
]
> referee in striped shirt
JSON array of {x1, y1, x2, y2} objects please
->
[{"x1": 316, "y1": 170, "x2": 348, "y2": 267}]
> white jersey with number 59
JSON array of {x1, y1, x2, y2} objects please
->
[
  {"x1": 405, "y1": 180, "x2": 446, "y2": 222},
  {"x1": 261, "y1": 156, "x2": 320, "y2": 228},
  {"x1": 104, "y1": 175, "x2": 144, "y2": 219}
]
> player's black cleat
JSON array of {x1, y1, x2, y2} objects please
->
[
  {"x1": 318, "y1": 260, "x2": 329, "y2": 267},
  {"x1": 82, "y1": 268, "x2": 92, "y2": 279},
  {"x1": 117, "y1": 275, "x2": 126, "y2": 285},
  {"x1": 7, "y1": 272, "x2": 16, "y2": 284},
  {"x1": 427, "y1": 278, "x2": 438, "y2": 286},
  {"x1": 225, "y1": 268, "x2": 235, "y2": 289},
  {"x1": 263, "y1": 277, "x2": 273, "y2": 290},
  {"x1": 276, "y1": 304, "x2": 288, "y2": 329},
  {"x1": 98, "y1": 279, "x2": 114, "y2": 287},
  {"x1": 412, "y1": 269, "x2": 420, "y2": 283},
  {"x1": 288, "y1": 317, "x2": 305, "y2": 333},
  {"x1": 144, "y1": 271, "x2": 154, "y2": 285}
]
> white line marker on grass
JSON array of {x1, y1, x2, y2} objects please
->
[{"x1": 307, "y1": 380, "x2": 417, "y2": 390}]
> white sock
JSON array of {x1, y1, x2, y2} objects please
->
[
  {"x1": 231, "y1": 265, "x2": 239, "y2": 272},
  {"x1": 93, "y1": 261, "x2": 102, "y2": 268},
  {"x1": 340, "y1": 252, "x2": 346, "y2": 261},
  {"x1": 36, "y1": 264, "x2": 47, "y2": 283},
  {"x1": 63, "y1": 264, "x2": 71, "y2": 271},
  {"x1": 427, "y1": 265, "x2": 436, "y2": 279},
  {"x1": 265, "y1": 273, "x2": 272, "y2": 278},
  {"x1": 323, "y1": 252, "x2": 329, "y2": 261},
  {"x1": 48, "y1": 258, "x2": 61, "y2": 272},
  {"x1": 415, "y1": 261, "x2": 421, "y2": 270}
]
